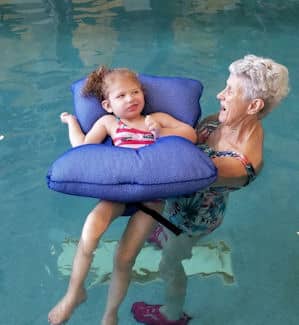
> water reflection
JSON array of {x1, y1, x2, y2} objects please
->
[{"x1": 0, "y1": 0, "x2": 246, "y2": 82}]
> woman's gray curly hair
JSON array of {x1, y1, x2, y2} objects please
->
[{"x1": 229, "y1": 54, "x2": 289, "y2": 118}]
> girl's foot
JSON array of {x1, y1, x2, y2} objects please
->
[{"x1": 48, "y1": 288, "x2": 87, "y2": 325}]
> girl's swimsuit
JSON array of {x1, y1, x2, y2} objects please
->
[
  {"x1": 164, "y1": 120, "x2": 257, "y2": 236},
  {"x1": 112, "y1": 119, "x2": 155, "y2": 149}
]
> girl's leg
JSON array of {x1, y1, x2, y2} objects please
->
[
  {"x1": 48, "y1": 201, "x2": 125, "y2": 325},
  {"x1": 101, "y1": 202, "x2": 162, "y2": 325}
]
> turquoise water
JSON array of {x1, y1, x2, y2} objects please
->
[{"x1": 1, "y1": 1, "x2": 299, "y2": 324}]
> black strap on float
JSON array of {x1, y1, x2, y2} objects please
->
[{"x1": 135, "y1": 202, "x2": 182, "y2": 236}]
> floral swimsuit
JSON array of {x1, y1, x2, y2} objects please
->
[{"x1": 163, "y1": 120, "x2": 257, "y2": 236}]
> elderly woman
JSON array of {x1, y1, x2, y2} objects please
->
[{"x1": 131, "y1": 54, "x2": 289, "y2": 325}]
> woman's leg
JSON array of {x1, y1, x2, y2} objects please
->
[
  {"x1": 159, "y1": 232, "x2": 199, "y2": 320},
  {"x1": 132, "y1": 232, "x2": 199, "y2": 324},
  {"x1": 101, "y1": 202, "x2": 162, "y2": 325},
  {"x1": 48, "y1": 201, "x2": 125, "y2": 325}
]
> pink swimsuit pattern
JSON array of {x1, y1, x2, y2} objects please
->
[{"x1": 112, "y1": 119, "x2": 155, "y2": 149}]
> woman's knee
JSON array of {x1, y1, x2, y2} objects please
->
[
  {"x1": 113, "y1": 248, "x2": 136, "y2": 271},
  {"x1": 160, "y1": 257, "x2": 184, "y2": 277}
]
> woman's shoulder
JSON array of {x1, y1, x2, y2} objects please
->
[
  {"x1": 243, "y1": 122, "x2": 264, "y2": 174},
  {"x1": 206, "y1": 121, "x2": 263, "y2": 187}
]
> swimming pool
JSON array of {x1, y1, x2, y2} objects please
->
[{"x1": 1, "y1": 1, "x2": 298, "y2": 324}]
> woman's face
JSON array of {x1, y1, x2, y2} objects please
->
[{"x1": 216, "y1": 74, "x2": 252, "y2": 125}]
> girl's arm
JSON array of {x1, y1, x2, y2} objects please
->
[
  {"x1": 60, "y1": 112, "x2": 110, "y2": 147},
  {"x1": 60, "y1": 112, "x2": 85, "y2": 147},
  {"x1": 84, "y1": 115, "x2": 112, "y2": 145},
  {"x1": 149, "y1": 112, "x2": 197, "y2": 143}
]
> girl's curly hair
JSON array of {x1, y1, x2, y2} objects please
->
[{"x1": 82, "y1": 65, "x2": 141, "y2": 102}]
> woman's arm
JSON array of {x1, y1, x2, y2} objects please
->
[
  {"x1": 149, "y1": 112, "x2": 197, "y2": 143},
  {"x1": 212, "y1": 156, "x2": 252, "y2": 187},
  {"x1": 198, "y1": 114, "x2": 263, "y2": 187},
  {"x1": 212, "y1": 144, "x2": 263, "y2": 188}
]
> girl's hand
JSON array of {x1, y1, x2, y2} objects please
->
[
  {"x1": 145, "y1": 115, "x2": 161, "y2": 139},
  {"x1": 60, "y1": 112, "x2": 76, "y2": 124}
]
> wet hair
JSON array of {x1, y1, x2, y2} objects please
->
[
  {"x1": 229, "y1": 54, "x2": 289, "y2": 118},
  {"x1": 82, "y1": 65, "x2": 142, "y2": 102}
]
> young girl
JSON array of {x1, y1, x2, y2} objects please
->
[{"x1": 48, "y1": 66, "x2": 197, "y2": 325}]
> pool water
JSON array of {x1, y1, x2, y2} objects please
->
[{"x1": 1, "y1": 1, "x2": 298, "y2": 324}]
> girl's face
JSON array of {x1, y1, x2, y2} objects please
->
[
  {"x1": 102, "y1": 76, "x2": 145, "y2": 120},
  {"x1": 216, "y1": 74, "x2": 252, "y2": 125}
]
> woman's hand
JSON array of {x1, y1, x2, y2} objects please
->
[
  {"x1": 145, "y1": 115, "x2": 161, "y2": 139},
  {"x1": 197, "y1": 127, "x2": 210, "y2": 144}
]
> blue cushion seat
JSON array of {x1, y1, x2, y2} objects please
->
[{"x1": 47, "y1": 74, "x2": 217, "y2": 202}]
